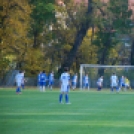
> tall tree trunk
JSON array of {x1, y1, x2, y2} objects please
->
[
  {"x1": 58, "y1": 0, "x2": 93, "y2": 74},
  {"x1": 97, "y1": 50, "x2": 106, "y2": 76},
  {"x1": 97, "y1": 40, "x2": 110, "y2": 76},
  {"x1": 130, "y1": 39, "x2": 134, "y2": 65},
  {"x1": 33, "y1": 31, "x2": 38, "y2": 48}
]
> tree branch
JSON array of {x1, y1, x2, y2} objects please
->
[{"x1": 93, "y1": 2, "x2": 106, "y2": 16}]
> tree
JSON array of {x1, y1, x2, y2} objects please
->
[
  {"x1": 0, "y1": 0, "x2": 31, "y2": 75},
  {"x1": 53, "y1": 0, "x2": 99, "y2": 74},
  {"x1": 29, "y1": 0, "x2": 55, "y2": 48},
  {"x1": 11, "y1": 0, "x2": 54, "y2": 75},
  {"x1": 74, "y1": 29, "x2": 98, "y2": 70},
  {"x1": 131, "y1": 39, "x2": 134, "y2": 65},
  {"x1": 130, "y1": 12, "x2": 134, "y2": 65},
  {"x1": 93, "y1": 0, "x2": 132, "y2": 75},
  {"x1": 57, "y1": 0, "x2": 133, "y2": 75},
  {"x1": 57, "y1": 0, "x2": 94, "y2": 74},
  {"x1": 95, "y1": 0, "x2": 132, "y2": 63}
]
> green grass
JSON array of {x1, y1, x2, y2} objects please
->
[{"x1": 0, "y1": 88, "x2": 134, "y2": 134}]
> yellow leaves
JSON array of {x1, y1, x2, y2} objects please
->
[
  {"x1": 87, "y1": 28, "x2": 93, "y2": 37},
  {"x1": 109, "y1": 48, "x2": 118, "y2": 58},
  {"x1": 23, "y1": 47, "x2": 53, "y2": 75},
  {"x1": 22, "y1": 48, "x2": 49, "y2": 74},
  {"x1": 0, "y1": 0, "x2": 32, "y2": 76},
  {"x1": 0, "y1": 0, "x2": 31, "y2": 42},
  {"x1": 0, "y1": 0, "x2": 31, "y2": 60},
  {"x1": 63, "y1": 44, "x2": 72, "y2": 51},
  {"x1": 79, "y1": 29, "x2": 98, "y2": 64}
]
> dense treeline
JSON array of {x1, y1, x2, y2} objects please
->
[{"x1": 0, "y1": 0, "x2": 133, "y2": 77}]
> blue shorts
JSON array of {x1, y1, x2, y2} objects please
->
[
  {"x1": 120, "y1": 83, "x2": 125, "y2": 87},
  {"x1": 84, "y1": 83, "x2": 89, "y2": 87},
  {"x1": 72, "y1": 82, "x2": 76, "y2": 86},
  {"x1": 39, "y1": 82, "x2": 46, "y2": 86},
  {"x1": 49, "y1": 81, "x2": 54, "y2": 86},
  {"x1": 21, "y1": 83, "x2": 25, "y2": 87},
  {"x1": 16, "y1": 87, "x2": 21, "y2": 93},
  {"x1": 67, "y1": 85, "x2": 70, "y2": 92}
]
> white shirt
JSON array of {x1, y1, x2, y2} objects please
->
[
  {"x1": 84, "y1": 76, "x2": 89, "y2": 84},
  {"x1": 98, "y1": 78, "x2": 103, "y2": 83},
  {"x1": 15, "y1": 73, "x2": 24, "y2": 83},
  {"x1": 110, "y1": 75, "x2": 118, "y2": 83},
  {"x1": 60, "y1": 73, "x2": 70, "y2": 85}
]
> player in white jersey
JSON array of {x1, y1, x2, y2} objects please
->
[
  {"x1": 72, "y1": 73, "x2": 78, "y2": 90},
  {"x1": 59, "y1": 67, "x2": 71, "y2": 104},
  {"x1": 15, "y1": 70, "x2": 24, "y2": 94},
  {"x1": 110, "y1": 73, "x2": 119, "y2": 92},
  {"x1": 97, "y1": 76, "x2": 103, "y2": 91},
  {"x1": 83, "y1": 74, "x2": 90, "y2": 90}
]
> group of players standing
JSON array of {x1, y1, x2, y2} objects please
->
[
  {"x1": 15, "y1": 69, "x2": 131, "y2": 104},
  {"x1": 110, "y1": 73, "x2": 131, "y2": 92},
  {"x1": 37, "y1": 70, "x2": 54, "y2": 92},
  {"x1": 37, "y1": 68, "x2": 77, "y2": 104},
  {"x1": 96, "y1": 73, "x2": 131, "y2": 92},
  {"x1": 14, "y1": 68, "x2": 78, "y2": 104}
]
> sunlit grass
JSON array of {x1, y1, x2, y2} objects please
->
[{"x1": 0, "y1": 88, "x2": 134, "y2": 134}]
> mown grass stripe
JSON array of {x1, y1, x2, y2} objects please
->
[
  {"x1": 0, "y1": 119, "x2": 134, "y2": 127},
  {"x1": 1, "y1": 112, "x2": 134, "y2": 116}
]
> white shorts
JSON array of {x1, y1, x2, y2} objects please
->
[
  {"x1": 16, "y1": 82, "x2": 22, "y2": 87},
  {"x1": 97, "y1": 82, "x2": 102, "y2": 86},
  {"x1": 125, "y1": 84, "x2": 129, "y2": 87},
  {"x1": 111, "y1": 82, "x2": 118, "y2": 87},
  {"x1": 60, "y1": 84, "x2": 68, "y2": 92}
]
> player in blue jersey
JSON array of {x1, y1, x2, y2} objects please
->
[
  {"x1": 48, "y1": 71, "x2": 54, "y2": 90},
  {"x1": 15, "y1": 70, "x2": 24, "y2": 94},
  {"x1": 83, "y1": 74, "x2": 90, "y2": 90},
  {"x1": 59, "y1": 67, "x2": 71, "y2": 104},
  {"x1": 97, "y1": 76, "x2": 103, "y2": 91},
  {"x1": 39, "y1": 70, "x2": 46, "y2": 92},
  {"x1": 72, "y1": 73, "x2": 78, "y2": 90},
  {"x1": 119, "y1": 76, "x2": 125, "y2": 91}
]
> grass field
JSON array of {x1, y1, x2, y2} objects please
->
[{"x1": 0, "y1": 88, "x2": 134, "y2": 134}]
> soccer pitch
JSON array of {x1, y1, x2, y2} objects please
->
[{"x1": 0, "y1": 88, "x2": 134, "y2": 134}]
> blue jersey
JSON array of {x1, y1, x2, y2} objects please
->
[
  {"x1": 49, "y1": 73, "x2": 54, "y2": 81},
  {"x1": 39, "y1": 73, "x2": 46, "y2": 82},
  {"x1": 120, "y1": 77, "x2": 125, "y2": 84},
  {"x1": 72, "y1": 75, "x2": 77, "y2": 83},
  {"x1": 83, "y1": 76, "x2": 89, "y2": 84}
]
